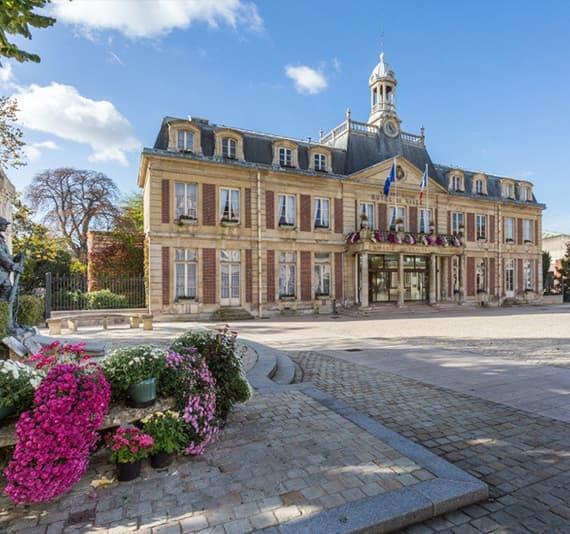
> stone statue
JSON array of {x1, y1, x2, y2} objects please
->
[{"x1": 0, "y1": 217, "x2": 24, "y2": 333}]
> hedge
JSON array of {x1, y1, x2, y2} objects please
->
[{"x1": 17, "y1": 296, "x2": 45, "y2": 327}]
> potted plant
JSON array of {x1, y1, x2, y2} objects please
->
[
  {"x1": 102, "y1": 345, "x2": 166, "y2": 407},
  {"x1": 0, "y1": 360, "x2": 43, "y2": 424},
  {"x1": 106, "y1": 426, "x2": 154, "y2": 481},
  {"x1": 141, "y1": 411, "x2": 187, "y2": 468}
]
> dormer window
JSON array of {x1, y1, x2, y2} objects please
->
[
  {"x1": 279, "y1": 147, "x2": 292, "y2": 167},
  {"x1": 502, "y1": 182, "x2": 515, "y2": 199},
  {"x1": 222, "y1": 138, "x2": 237, "y2": 159},
  {"x1": 177, "y1": 130, "x2": 194, "y2": 152},
  {"x1": 314, "y1": 153, "x2": 327, "y2": 172},
  {"x1": 475, "y1": 179, "x2": 484, "y2": 195},
  {"x1": 450, "y1": 175, "x2": 462, "y2": 192},
  {"x1": 521, "y1": 186, "x2": 532, "y2": 202}
]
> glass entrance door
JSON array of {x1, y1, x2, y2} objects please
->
[
  {"x1": 220, "y1": 250, "x2": 240, "y2": 306},
  {"x1": 406, "y1": 271, "x2": 428, "y2": 301},
  {"x1": 505, "y1": 259, "x2": 515, "y2": 298}
]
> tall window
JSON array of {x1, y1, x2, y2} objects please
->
[
  {"x1": 176, "y1": 130, "x2": 194, "y2": 151},
  {"x1": 504, "y1": 217, "x2": 515, "y2": 242},
  {"x1": 389, "y1": 206, "x2": 405, "y2": 230},
  {"x1": 175, "y1": 182, "x2": 197, "y2": 220},
  {"x1": 523, "y1": 260, "x2": 533, "y2": 290},
  {"x1": 278, "y1": 194, "x2": 296, "y2": 226},
  {"x1": 314, "y1": 253, "x2": 331, "y2": 296},
  {"x1": 523, "y1": 219, "x2": 533, "y2": 242},
  {"x1": 175, "y1": 249, "x2": 197, "y2": 299},
  {"x1": 419, "y1": 208, "x2": 431, "y2": 234},
  {"x1": 314, "y1": 198, "x2": 330, "y2": 228},
  {"x1": 222, "y1": 138, "x2": 237, "y2": 159},
  {"x1": 359, "y1": 202, "x2": 374, "y2": 228},
  {"x1": 314, "y1": 153, "x2": 327, "y2": 172},
  {"x1": 279, "y1": 252, "x2": 296, "y2": 298},
  {"x1": 451, "y1": 212, "x2": 464, "y2": 235},
  {"x1": 476, "y1": 214, "x2": 487, "y2": 240},
  {"x1": 476, "y1": 259, "x2": 486, "y2": 292},
  {"x1": 521, "y1": 187, "x2": 531, "y2": 201},
  {"x1": 475, "y1": 179, "x2": 485, "y2": 194},
  {"x1": 220, "y1": 188, "x2": 240, "y2": 222},
  {"x1": 503, "y1": 182, "x2": 515, "y2": 199},
  {"x1": 279, "y1": 147, "x2": 292, "y2": 167},
  {"x1": 450, "y1": 175, "x2": 461, "y2": 191}
]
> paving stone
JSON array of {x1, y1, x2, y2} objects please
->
[{"x1": 180, "y1": 514, "x2": 209, "y2": 533}]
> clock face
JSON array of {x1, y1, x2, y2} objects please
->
[{"x1": 383, "y1": 119, "x2": 400, "y2": 138}]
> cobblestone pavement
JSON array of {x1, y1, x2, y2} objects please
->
[
  {"x1": 293, "y1": 351, "x2": 570, "y2": 533},
  {"x1": 0, "y1": 390, "x2": 438, "y2": 533}
]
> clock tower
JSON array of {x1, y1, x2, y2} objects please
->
[{"x1": 368, "y1": 52, "x2": 401, "y2": 137}]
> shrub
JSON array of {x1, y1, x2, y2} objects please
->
[
  {"x1": 102, "y1": 345, "x2": 166, "y2": 398},
  {"x1": 141, "y1": 410, "x2": 187, "y2": 455},
  {"x1": 170, "y1": 327, "x2": 250, "y2": 420},
  {"x1": 0, "y1": 360, "x2": 44, "y2": 417},
  {"x1": 105, "y1": 426, "x2": 154, "y2": 464},
  {"x1": 85, "y1": 289, "x2": 128, "y2": 310},
  {"x1": 4, "y1": 363, "x2": 111, "y2": 504},
  {"x1": 0, "y1": 301, "x2": 9, "y2": 338},
  {"x1": 16, "y1": 295, "x2": 45, "y2": 326}
]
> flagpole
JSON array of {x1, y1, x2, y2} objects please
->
[{"x1": 426, "y1": 164, "x2": 429, "y2": 232}]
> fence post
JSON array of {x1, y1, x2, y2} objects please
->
[{"x1": 45, "y1": 272, "x2": 52, "y2": 320}]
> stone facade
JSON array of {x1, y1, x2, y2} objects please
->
[
  {"x1": 138, "y1": 53, "x2": 544, "y2": 318},
  {"x1": 0, "y1": 169, "x2": 16, "y2": 245}
]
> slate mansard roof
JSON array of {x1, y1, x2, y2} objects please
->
[{"x1": 147, "y1": 115, "x2": 540, "y2": 206}]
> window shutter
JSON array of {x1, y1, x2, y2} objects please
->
[
  {"x1": 245, "y1": 249, "x2": 253, "y2": 303},
  {"x1": 517, "y1": 258, "x2": 523, "y2": 293},
  {"x1": 245, "y1": 188, "x2": 252, "y2": 229},
  {"x1": 161, "y1": 179, "x2": 170, "y2": 224},
  {"x1": 265, "y1": 191, "x2": 275, "y2": 229},
  {"x1": 300, "y1": 251, "x2": 312, "y2": 301},
  {"x1": 517, "y1": 218, "x2": 523, "y2": 245},
  {"x1": 447, "y1": 257, "x2": 452, "y2": 297},
  {"x1": 447, "y1": 212, "x2": 451, "y2": 234},
  {"x1": 161, "y1": 247, "x2": 170, "y2": 306},
  {"x1": 378, "y1": 204, "x2": 387, "y2": 231},
  {"x1": 534, "y1": 220, "x2": 538, "y2": 244},
  {"x1": 334, "y1": 198, "x2": 343, "y2": 234},
  {"x1": 202, "y1": 248, "x2": 216, "y2": 304},
  {"x1": 489, "y1": 257, "x2": 496, "y2": 295},
  {"x1": 535, "y1": 259, "x2": 539, "y2": 292},
  {"x1": 409, "y1": 206, "x2": 418, "y2": 233},
  {"x1": 202, "y1": 184, "x2": 216, "y2": 226},
  {"x1": 266, "y1": 250, "x2": 275, "y2": 302},
  {"x1": 335, "y1": 252, "x2": 343, "y2": 300},
  {"x1": 467, "y1": 257, "x2": 475, "y2": 296},
  {"x1": 489, "y1": 215, "x2": 495, "y2": 243},
  {"x1": 466, "y1": 213, "x2": 475, "y2": 241},
  {"x1": 300, "y1": 194, "x2": 311, "y2": 231}
]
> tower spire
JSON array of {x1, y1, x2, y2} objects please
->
[{"x1": 368, "y1": 50, "x2": 400, "y2": 133}]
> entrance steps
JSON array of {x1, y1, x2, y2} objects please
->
[{"x1": 210, "y1": 307, "x2": 254, "y2": 322}]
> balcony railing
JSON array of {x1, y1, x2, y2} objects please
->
[
  {"x1": 346, "y1": 229, "x2": 463, "y2": 248},
  {"x1": 320, "y1": 119, "x2": 425, "y2": 147}
]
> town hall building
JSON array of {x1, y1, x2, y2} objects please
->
[{"x1": 138, "y1": 53, "x2": 544, "y2": 318}]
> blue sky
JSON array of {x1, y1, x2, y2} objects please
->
[{"x1": 2, "y1": 0, "x2": 570, "y2": 231}]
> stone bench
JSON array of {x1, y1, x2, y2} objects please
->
[{"x1": 47, "y1": 313, "x2": 153, "y2": 336}]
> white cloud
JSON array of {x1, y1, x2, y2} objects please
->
[
  {"x1": 285, "y1": 65, "x2": 328, "y2": 95},
  {"x1": 15, "y1": 83, "x2": 141, "y2": 166},
  {"x1": 0, "y1": 63, "x2": 13, "y2": 86},
  {"x1": 24, "y1": 141, "x2": 59, "y2": 162},
  {"x1": 51, "y1": 0, "x2": 262, "y2": 38}
]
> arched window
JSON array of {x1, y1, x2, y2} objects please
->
[{"x1": 222, "y1": 138, "x2": 237, "y2": 159}]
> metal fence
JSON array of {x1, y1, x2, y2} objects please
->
[{"x1": 45, "y1": 273, "x2": 146, "y2": 316}]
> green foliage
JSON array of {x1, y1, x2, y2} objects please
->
[
  {"x1": 0, "y1": 0, "x2": 55, "y2": 64},
  {"x1": 85, "y1": 289, "x2": 128, "y2": 310},
  {"x1": 118, "y1": 193, "x2": 144, "y2": 234},
  {"x1": 170, "y1": 328, "x2": 251, "y2": 420},
  {"x1": 0, "y1": 360, "x2": 43, "y2": 415},
  {"x1": 141, "y1": 411, "x2": 188, "y2": 455},
  {"x1": 0, "y1": 96, "x2": 26, "y2": 170},
  {"x1": 0, "y1": 301, "x2": 9, "y2": 339},
  {"x1": 102, "y1": 345, "x2": 166, "y2": 398},
  {"x1": 542, "y1": 251, "x2": 552, "y2": 291},
  {"x1": 16, "y1": 295, "x2": 44, "y2": 326}
]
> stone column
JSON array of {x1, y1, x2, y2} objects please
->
[
  {"x1": 359, "y1": 252, "x2": 369, "y2": 308},
  {"x1": 441, "y1": 256, "x2": 448, "y2": 301},
  {"x1": 459, "y1": 254, "x2": 466, "y2": 304},
  {"x1": 429, "y1": 254, "x2": 437, "y2": 305},
  {"x1": 397, "y1": 252, "x2": 405, "y2": 307}
]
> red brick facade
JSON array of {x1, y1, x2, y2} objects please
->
[
  {"x1": 409, "y1": 206, "x2": 418, "y2": 233},
  {"x1": 245, "y1": 249, "x2": 252, "y2": 303},
  {"x1": 161, "y1": 247, "x2": 170, "y2": 305},
  {"x1": 517, "y1": 218, "x2": 523, "y2": 245},
  {"x1": 300, "y1": 194, "x2": 311, "y2": 231},
  {"x1": 335, "y1": 252, "x2": 343, "y2": 300},
  {"x1": 334, "y1": 198, "x2": 343, "y2": 234},
  {"x1": 265, "y1": 191, "x2": 275, "y2": 229},
  {"x1": 161, "y1": 179, "x2": 170, "y2": 224},
  {"x1": 466, "y1": 213, "x2": 475, "y2": 241},
  {"x1": 489, "y1": 257, "x2": 496, "y2": 295},
  {"x1": 378, "y1": 204, "x2": 387, "y2": 231},
  {"x1": 202, "y1": 248, "x2": 216, "y2": 304},
  {"x1": 467, "y1": 256, "x2": 475, "y2": 296},
  {"x1": 489, "y1": 215, "x2": 495, "y2": 243},
  {"x1": 266, "y1": 250, "x2": 275, "y2": 302},
  {"x1": 245, "y1": 188, "x2": 252, "y2": 228},
  {"x1": 202, "y1": 184, "x2": 216, "y2": 226},
  {"x1": 300, "y1": 251, "x2": 312, "y2": 301},
  {"x1": 517, "y1": 258, "x2": 523, "y2": 293}
]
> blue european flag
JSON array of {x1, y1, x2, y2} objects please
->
[{"x1": 383, "y1": 160, "x2": 397, "y2": 196}]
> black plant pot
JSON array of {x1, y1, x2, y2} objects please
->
[
  {"x1": 150, "y1": 451, "x2": 173, "y2": 469},
  {"x1": 116, "y1": 460, "x2": 141, "y2": 482}
]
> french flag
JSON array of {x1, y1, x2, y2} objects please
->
[{"x1": 383, "y1": 159, "x2": 397, "y2": 196}]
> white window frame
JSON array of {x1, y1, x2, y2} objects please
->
[
  {"x1": 279, "y1": 147, "x2": 292, "y2": 167},
  {"x1": 314, "y1": 253, "x2": 331, "y2": 297},
  {"x1": 450, "y1": 175, "x2": 462, "y2": 191},
  {"x1": 451, "y1": 212, "x2": 464, "y2": 235},
  {"x1": 389, "y1": 206, "x2": 406, "y2": 231},
  {"x1": 278, "y1": 194, "x2": 296, "y2": 227},
  {"x1": 523, "y1": 260, "x2": 533, "y2": 290},
  {"x1": 175, "y1": 249, "x2": 197, "y2": 300},
  {"x1": 476, "y1": 214, "x2": 487, "y2": 240},
  {"x1": 503, "y1": 182, "x2": 515, "y2": 199},
  {"x1": 314, "y1": 197, "x2": 330, "y2": 229},
  {"x1": 359, "y1": 202, "x2": 375, "y2": 228},
  {"x1": 314, "y1": 153, "x2": 327, "y2": 172},
  {"x1": 504, "y1": 217, "x2": 515, "y2": 242},
  {"x1": 176, "y1": 129, "x2": 194, "y2": 151},
  {"x1": 476, "y1": 259, "x2": 486, "y2": 292},
  {"x1": 175, "y1": 182, "x2": 198, "y2": 221},
  {"x1": 278, "y1": 252, "x2": 296, "y2": 298},
  {"x1": 523, "y1": 219, "x2": 533, "y2": 243},
  {"x1": 222, "y1": 137, "x2": 237, "y2": 159},
  {"x1": 475, "y1": 179, "x2": 485, "y2": 194},
  {"x1": 220, "y1": 187, "x2": 240, "y2": 223},
  {"x1": 419, "y1": 208, "x2": 431, "y2": 234}
]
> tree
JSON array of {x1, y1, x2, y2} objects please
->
[
  {"x1": 0, "y1": 97, "x2": 26, "y2": 170},
  {"x1": 560, "y1": 243, "x2": 570, "y2": 298},
  {"x1": 117, "y1": 192, "x2": 144, "y2": 234},
  {"x1": 542, "y1": 250, "x2": 552, "y2": 291},
  {"x1": 0, "y1": 0, "x2": 55, "y2": 64},
  {"x1": 25, "y1": 168, "x2": 120, "y2": 261}
]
